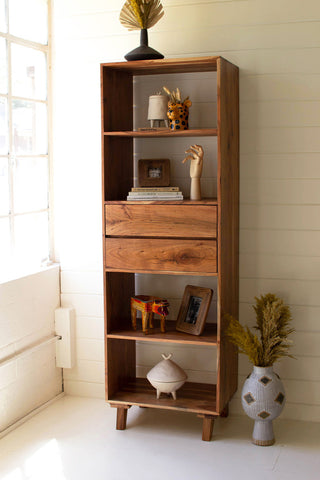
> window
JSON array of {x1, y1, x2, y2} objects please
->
[{"x1": 0, "y1": 0, "x2": 50, "y2": 280}]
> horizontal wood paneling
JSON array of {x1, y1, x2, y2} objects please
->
[
  {"x1": 241, "y1": 126, "x2": 320, "y2": 154},
  {"x1": 54, "y1": 0, "x2": 320, "y2": 22},
  {"x1": 63, "y1": 359, "x2": 104, "y2": 384},
  {"x1": 240, "y1": 229, "x2": 320, "y2": 256},
  {"x1": 63, "y1": 380, "x2": 105, "y2": 398},
  {"x1": 241, "y1": 75, "x2": 320, "y2": 102},
  {"x1": 136, "y1": 365, "x2": 217, "y2": 384},
  {"x1": 240, "y1": 254, "x2": 320, "y2": 281},
  {"x1": 241, "y1": 179, "x2": 320, "y2": 205},
  {"x1": 135, "y1": 273, "x2": 218, "y2": 297},
  {"x1": 61, "y1": 293, "x2": 104, "y2": 317},
  {"x1": 240, "y1": 205, "x2": 320, "y2": 230},
  {"x1": 76, "y1": 338, "x2": 104, "y2": 361},
  {"x1": 75, "y1": 316, "x2": 104, "y2": 339},
  {"x1": 136, "y1": 342, "x2": 216, "y2": 372},
  {"x1": 54, "y1": 30, "x2": 320, "y2": 64},
  {"x1": 61, "y1": 270, "x2": 103, "y2": 295},
  {"x1": 240, "y1": 278, "x2": 320, "y2": 307},
  {"x1": 240, "y1": 153, "x2": 320, "y2": 180},
  {"x1": 55, "y1": 5, "x2": 320, "y2": 42},
  {"x1": 241, "y1": 101, "x2": 320, "y2": 128}
]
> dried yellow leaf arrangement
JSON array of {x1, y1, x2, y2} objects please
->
[
  {"x1": 120, "y1": 0, "x2": 164, "y2": 31},
  {"x1": 226, "y1": 293, "x2": 295, "y2": 367}
]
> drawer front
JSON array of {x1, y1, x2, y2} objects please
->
[
  {"x1": 105, "y1": 204, "x2": 217, "y2": 238},
  {"x1": 105, "y1": 238, "x2": 217, "y2": 274}
]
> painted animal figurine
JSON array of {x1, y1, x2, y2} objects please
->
[
  {"x1": 167, "y1": 99, "x2": 192, "y2": 130},
  {"x1": 131, "y1": 295, "x2": 169, "y2": 335}
]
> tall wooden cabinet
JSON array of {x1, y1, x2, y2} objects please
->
[{"x1": 101, "y1": 57, "x2": 239, "y2": 441}]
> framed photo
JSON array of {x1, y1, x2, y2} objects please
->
[
  {"x1": 176, "y1": 285, "x2": 213, "y2": 336},
  {"x1": 138, "y1": 159, "x2": 170, "y2": 187}
]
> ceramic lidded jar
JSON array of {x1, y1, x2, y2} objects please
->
[{"x1": 147, "y1": 354, "x2": 187, "y2": 400}]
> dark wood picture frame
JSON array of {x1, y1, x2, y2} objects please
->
[
  {"x1": 138, "y1": 159, "x2": 170, "y2": 187},
  {"x1": 176, "y1": 285, "x2": 213, "y2": 336}
]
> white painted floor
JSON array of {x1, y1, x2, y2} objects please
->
[{"x1": 0, "y1": 396, "x2": 319, "y2": 480}]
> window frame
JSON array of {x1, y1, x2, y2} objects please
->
[{"x1": 0, "y1": 0, "x2": 52, "y2": 281}]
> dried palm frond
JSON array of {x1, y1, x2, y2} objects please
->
[
  {"x1": 120, "y1": 0, "x2": 164, "y2": 31},
  {"x1": 226, "y1": 293, "x2": 295, "y2": 367}
]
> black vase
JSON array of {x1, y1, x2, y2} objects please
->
[{"x1": 125, "y1": 29, "x2": 164, "y2": 61}]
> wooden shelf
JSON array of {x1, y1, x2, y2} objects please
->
[
  {"x1": 105, "y1": 198, "x2": 218, "y2": 205},
  {"x1": 108, "y1": 320, "x2": 217, "y2": 345},
  {"x1": 101, "y1": 56, "x2": 219, "y2": 75},
  {"x1": 103, "y1": 128, "x2": 217, "y2": 138},
  {"x1": 109, "y1": 378, "x2": 217, "y2": 415}
]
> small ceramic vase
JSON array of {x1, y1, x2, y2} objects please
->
[
  {"x1": 124, "y1": 29, "x2": 164, "y2": 61},
  {"x1": 242, "y1": 366, "x2": 286, "y2": 446},
  {"x1": 147, "y1": 353, "x2": 187, "y2": 399},
  {"x1": 148, "y1": 95, "x2": 169, "y2": 128}
]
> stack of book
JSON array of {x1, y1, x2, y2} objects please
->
[{"x1": 127, "y1": 186, "x2": 183, "y2": 201}]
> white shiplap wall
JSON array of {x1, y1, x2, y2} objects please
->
[
  {"x1": 0, "y1": 267, "x2": 62, "y2": 432},
  {"x1": 52, "y1": 0, "x2": 320, "y2": 421}
]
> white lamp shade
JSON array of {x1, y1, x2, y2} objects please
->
[{"x1": 147, "y1": 95, "x2": 168, "y2": 121}]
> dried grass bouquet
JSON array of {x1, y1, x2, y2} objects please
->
[
  {"x1": 120, "y1": 0, "x2": 164, "y2": 31},
  {"x1": 226, "y1": 293, "x2": 294, "y2": 367}
]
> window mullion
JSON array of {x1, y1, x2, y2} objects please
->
[
  {"x1": 7, "y1": 24, "x2": 15, "y2": 261},
  {"x1": 0, "y1": 32, "x2": 48, "y2": 53}
]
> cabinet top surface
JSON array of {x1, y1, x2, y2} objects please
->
[{"x1": 100, "y1": 56, "x2": 230, "y2": 75}]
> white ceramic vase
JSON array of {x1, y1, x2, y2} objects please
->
[{"x1": 241, "y1": 366, "x2": 286, "y2": 446}]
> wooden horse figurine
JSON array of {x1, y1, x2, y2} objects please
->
[{"x1": 131, "y1": 295, "x2": 169, "y2": 335}]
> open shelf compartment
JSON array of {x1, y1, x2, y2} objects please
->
[
  {"x1": 107, "y1": 320, "x2": 218, "y2": 346},
  {"x1": 108, "y1": 378, "x2": 217, "y2": 415}
]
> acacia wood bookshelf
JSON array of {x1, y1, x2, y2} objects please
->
[{"x1": 101, "y1": 56, "x2": 239, "y2": 441}]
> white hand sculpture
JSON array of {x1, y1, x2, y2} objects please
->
[{"x1": 182, "y1": 144, "x2": 204, "y2": 200}]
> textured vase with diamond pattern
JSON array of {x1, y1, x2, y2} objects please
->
[{"x1": 241, "y1": 366, "x2": 285, "y2": 446}]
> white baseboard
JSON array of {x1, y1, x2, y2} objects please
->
[{"x1": 0, "y1": 392, "x2": 65, "y2": 439}]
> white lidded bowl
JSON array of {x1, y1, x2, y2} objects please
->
[{"x1": 147, "y1": 353, "x2": 187, "y2": 400}]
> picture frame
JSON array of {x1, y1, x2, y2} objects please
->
[
  {"x1": 138, "y1": 158, "x2": 170, "y2": 187},
  {"x1": 176, "y1": 285, "x2": 213, "y2": 336}
]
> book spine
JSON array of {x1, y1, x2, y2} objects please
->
[
  {"x1": 128, "y1": 192, "x2": 182, "y2": 197},
  {"x1": 127, "y1": 196, "x2": 184, "y2": 201},
  {"x1": 131, "y1": 187, "x2": 179, "y2": 192}
]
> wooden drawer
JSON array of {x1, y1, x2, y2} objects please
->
[
  {"x1": 105, "y1": 204, "x2": 217, "y2": 238},
  {"x1": 105, "y1": 237, "x2": 217, "y2": 275}
]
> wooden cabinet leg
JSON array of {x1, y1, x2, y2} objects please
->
[
  {"x1": 116, "y1": 407, "x2": 128, "y2": 430},
  {"x1": 198, "y1": 414, "x2": 215, "y2": 441},
  {"x1": 220, "y1": 404, "x2": 229, "y2": 418},
  {"x1": 111, "y1": 405, "x2": 131, "y2": 430}
]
